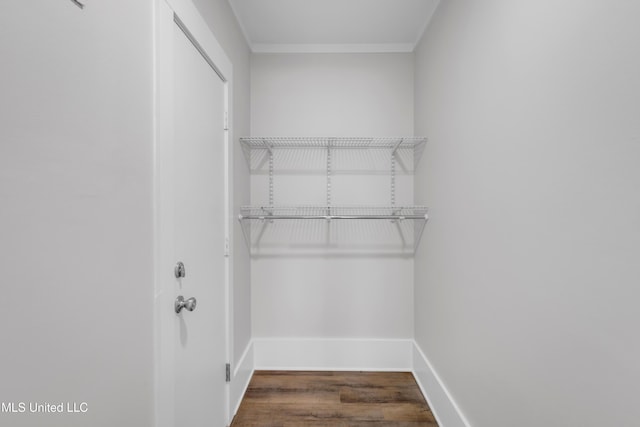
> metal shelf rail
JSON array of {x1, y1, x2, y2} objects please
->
[
  {"x1": 238, "y1": 205, "x2": 429, "y2": 252},
  {"x1": 239, "y1": 205, "x2": 428, "y2": 220},
  {"x1": 238, "y1": 137, "x2": 429, "y2": 252},
  {"x1": 239, "y1": 136, "x2": 426, "y2": 151}
]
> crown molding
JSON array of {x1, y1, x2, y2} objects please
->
[{"x1": 251, "y1": 43, "x2": 416, "y2": 54}]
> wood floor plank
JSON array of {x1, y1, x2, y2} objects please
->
[
  {"x1": 243, "y1": 389, "x2": 340, "y2": 405},
  {"x1": 381, "y1": 404, "x2": 438, "y2": 423},
  {"x1": 231, "y1": 371, "x2": 439, "y2": 427},
  {"x1": 339, "y1": 386, "x2": 425, "y2": 404},
  {"x1": 233, "y1": 402, "x2": 385, "y2": 422}
]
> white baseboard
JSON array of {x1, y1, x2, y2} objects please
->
[
  {"x1": 230, "y1": 341, "x2": 254, "y2": 418},
  {"x1": 253, "y1": 338, "x2": 413, "y2": 371},
  {"x1": 412, "y1": 342, "x2": 471, "y2": 427}
]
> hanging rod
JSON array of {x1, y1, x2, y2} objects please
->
[
  {"x1": 238, "y1": 214, "x2": 429, "y2": 220},
  {"x1": 238, "y1": 205, "x2": 429, "y2": 221},
  {"x1": 238, "y1": 205, "x2": 430, "y2": 252}
]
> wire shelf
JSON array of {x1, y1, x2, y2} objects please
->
[
  {"x1": 237, "y1": 137, "x2": 429, "y2": 253},
  {"x1": 238, "y1": 205, "x2": 429, "y2": 253},
  {"x1": 240, "y1": 137, "x2": 426, "y2": 151},
  {"x1": 239, "y1": 205, "x2": 428, "y2": 220}
]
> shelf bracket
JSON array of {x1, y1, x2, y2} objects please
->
[
  {"x1": 391, "y1": 137, "x2": 404, "y2": 156},
  {"x1": 413, "y1": 214, "x2": 429, "y2": 252},
  {"x1": 394, "y1": 219, "x2": 408, "y2": 247},
  {"x1": 238, "y1": 214, "x2": 250, "y2": 249},
  {"x1": 261, "y1": 138, "x2": 274, "y2": 156}
]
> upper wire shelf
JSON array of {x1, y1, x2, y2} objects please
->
[{"x1": 239, "y1": 136, "x2": 426, "y2": 151}]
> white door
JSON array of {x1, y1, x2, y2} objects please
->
[{"x1": 171, "y1": 18, "x2": 227, "y2": 427}]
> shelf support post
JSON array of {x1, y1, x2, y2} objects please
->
[
  {"x1": 327, "y1": 138, "x2": 334, "y2": 216},
  {"x1": 263, "y1": 138, "x2": 274, "y2": 207},
  {"x1": 391, "y1": 138, "x2": 402, "y2": 206}
]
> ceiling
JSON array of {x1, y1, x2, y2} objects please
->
[{"x1": 228, "y1": 0, "x2": 440, "y2": 53}]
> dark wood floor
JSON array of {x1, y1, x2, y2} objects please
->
[{"x1": 230, "y1": 371, "x2": 439, "y2": 427}]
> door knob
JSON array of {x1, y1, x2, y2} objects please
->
[{"x1": 175, "y1": 296, "x2": 197, "y2": 314}]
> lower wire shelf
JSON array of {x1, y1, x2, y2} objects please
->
[
  {"x1": 239, "y1": 205, "x2": 428, "y2": 220},
  {"x1": 238, "y1": 205, "x2": 429, "y2": 253}
]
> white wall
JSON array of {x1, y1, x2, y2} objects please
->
[
  {"x1": 0, "y1": 1, "x2": 154, "y2": 426},
  {"x1": 250, "y1": 54, "x2": 416, "y2": 340},
  {"x1": 414, "y1": 1, "x2": 640, "y2": 426},
  {"x1": 192, "y1": 0, "x2": 252, "y2": 383},
  {"x1": 0, "y1": 0, "x2": 252, "y2": 425}
]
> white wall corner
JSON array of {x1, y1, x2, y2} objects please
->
[
  {"x1": 226, "y1": 0, "x2": 254, "y2": 51},
  {"x1": 253, "y1": 338, "x2": 413, "y2": 371},
  {"x1": 412, "y1": 0, "x2": 441, "y2": 51},
  {"x1": 412, "y1": 342, "x2": 471, "y2": 427},
  {"x1": 230, "y1": 340, "x2": 255, "y2": 418}
]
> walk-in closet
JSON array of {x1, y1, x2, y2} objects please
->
[{"x1": 2, "y1": 1, "x2": 639, "y2": 427}]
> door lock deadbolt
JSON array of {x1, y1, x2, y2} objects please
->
[{"x1": 174, "y1": 261, "x2": 186, "y2": 278}]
